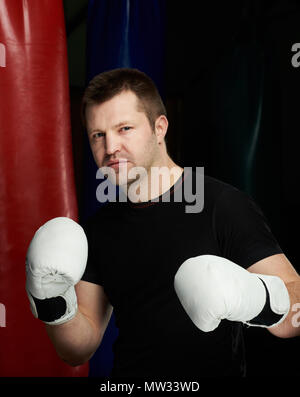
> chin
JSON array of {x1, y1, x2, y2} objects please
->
[{"x1": 115, "y1": 172, "x2": 131, "y2": 187}]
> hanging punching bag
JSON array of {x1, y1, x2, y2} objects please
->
[{"x1": 0, "y1": 0, "x2": 88, "y2": 376}]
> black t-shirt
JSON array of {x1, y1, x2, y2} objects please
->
[{"x1": 81, "y1": 169, "x2": 283, "y2": 378}]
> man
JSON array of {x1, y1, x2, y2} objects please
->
[{"x1": 25, "y1": 68, "x2": 300, "y2": 378}]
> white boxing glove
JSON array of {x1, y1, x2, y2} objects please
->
[
  {"x1": 26, "y1": 217, "x2": 88, "y2": 325},
  {"x1": 174, "y1": 255, "x2": 290, "y2": 332}
]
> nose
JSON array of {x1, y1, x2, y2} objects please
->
[{"x1": 105, "y1": 131, "x2": 121, "y2": 156}]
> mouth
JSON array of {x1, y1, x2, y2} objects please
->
[{"x1": 106, "y1": 159, "x2": 128, "y2": 169}]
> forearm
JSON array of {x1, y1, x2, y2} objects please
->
[
  {"x1": 268, "y1": 280, "x2": 300, "y2": 338},
  {"x1": 45, "y1": 309, "x2": 102, "y2": 366}
]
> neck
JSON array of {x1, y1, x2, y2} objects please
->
[{"x1": 127, "y1": 157, "x2": 183, "y2": 203}]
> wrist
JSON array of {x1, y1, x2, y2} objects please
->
[
  {"x1": 245, "y1": 274, "x2": 290, "y2": 328},
  {"x1": 27, "y1": 285, "x2": 78, "y2": 325}
]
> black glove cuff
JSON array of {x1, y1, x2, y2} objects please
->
[
  {"x1": 248, "y1": 278, "x2": 284, "y2": 326},
  {"x1": 31, "y1": 294, "x2": 66, "y2": 323}
]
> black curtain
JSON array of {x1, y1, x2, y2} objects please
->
[{"x1": 164, "y1": 0, "x2": 300, "y2": 376}]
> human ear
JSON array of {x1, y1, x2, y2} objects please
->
[{"x1": 155, "y1": 115, "x2": 168, "y2": 144}]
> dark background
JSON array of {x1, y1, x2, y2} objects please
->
[{"x1": 63, "y1": 0, "x2": 300, "y2": 377}]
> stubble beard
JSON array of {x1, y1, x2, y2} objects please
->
[{"x1": 118, "y1": 134, "x2": 159, "y2": 189}]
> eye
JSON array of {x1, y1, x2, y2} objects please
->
[
  {"x1": 92, "y1": 132, "x2": 104, "y2": 140},
  {"x1": 120, "y1": 126, "x2": 132, "y2": 132}
]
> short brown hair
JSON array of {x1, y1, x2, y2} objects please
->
[{"x1": 81, "y1": 68, "x2": 167, "y2": 130}]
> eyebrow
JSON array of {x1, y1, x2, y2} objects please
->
[
  {"x1": 113, "y1": 121, "x2": 132, "y2": 129},
  {"x1": 88, "y1": 128, "x2": 104, "y2": 135},
  {"x1": 89, "y1": 121, "x2": 132, "y2": 135}
]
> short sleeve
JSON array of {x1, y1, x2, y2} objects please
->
[
  {"x1": 80, "y1": 217, "x2": 104, "y2": 286},
  {"x1": 212, "y1": 185, "x2": 283, "y2": 269}
]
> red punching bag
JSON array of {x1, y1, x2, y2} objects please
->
[{"x1": 0, "y1": 0, "x2": 89, "y2": 376}]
